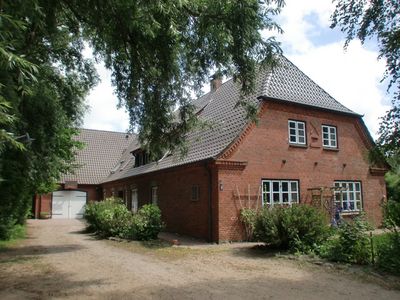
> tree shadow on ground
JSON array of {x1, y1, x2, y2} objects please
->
[
  {"x1": 0, "y1": 263, "x2": 105, "y2": 300},
  {"x1": 230, "y1": 244, "x2": 283, "y2": 259},
  {"x1": 0, "y1": 244, "x2": 85, "y2": 259},
  {"x1": 90, "y1": 274, "x2": 400, "y2": 300}
]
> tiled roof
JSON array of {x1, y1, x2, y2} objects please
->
[
  {"x1": 103, "y1": 55, "x2": 359, "y2": 183},
  {"x1": 262, "y1": 56, "x2": 357, "y2": 115},
  {"x1": 61, "y1": 129, "x2": 135, "y2": 185}
]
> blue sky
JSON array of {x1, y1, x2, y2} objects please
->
[{"x1": 83, "y1": 0, "x2": 390, "y2": 139}]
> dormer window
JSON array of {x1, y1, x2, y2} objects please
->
[{"x1": 133, "y1": 149, "x2": 151, "y2": 167}]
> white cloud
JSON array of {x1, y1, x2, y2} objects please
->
[
  {"x1": 277, "y1": 0, "x2": 390, "y2": 138},
  {"x1": 83, "y1": 63, "x2": 130, "y2": 133},
  {"x1": 288, "y1": 42, "x2": 388, "y2": 137},
  {"x1": 83, "y1": 0, "x2": 390, "y2": 139}
]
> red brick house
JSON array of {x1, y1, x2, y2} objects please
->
[{"x1": 34, "y1": 56, "x2": 387, "y2": 242}]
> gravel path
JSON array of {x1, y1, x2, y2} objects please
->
[{"x1": 0, "y1": 219, "x2": 399, "y2": 299}]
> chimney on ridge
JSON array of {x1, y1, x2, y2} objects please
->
[{"x1": 210, "y1": 73, "x2": 222, "y2": 92}]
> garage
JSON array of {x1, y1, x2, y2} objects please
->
[{"x1": 52, "y1": 190, "x2": 87, "y2": 219}]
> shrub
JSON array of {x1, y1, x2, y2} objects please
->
[
  {"x1": 84, "y1": 200, "x2": 164, "y2": 241},
  {"x1": 254, "y1": 204, "x2": 330, "y2": 252},
  {"x1": 84, "y1": 197, "x2": 132, "y2": 238},
  {"x1": 0, "y1": 216, "x2": 17, "y2": 240},
  {"x1": 130, "y1": 204, "x2": 164, "y2": 241},
  {"x1": 375, "y1": 199, "x2": 400, "y2": 274},
  {"x1": 375, "y1": 232, "x2": 400, "y2": 275},
  {"x1": 240, "y1": 208, "x2": 258, "y2": 241},
  {"x1": 382, "y1": 199, "x2": 400, "y2": 229},
  {"x1": 320, "y1": 215, "x2": 373, "y2": 264}
]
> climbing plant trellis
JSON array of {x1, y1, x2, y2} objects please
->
[{"x1": 307, "y1": 186, "x2": 347, "y2": 223}]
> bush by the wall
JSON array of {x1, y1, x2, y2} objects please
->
[
  {"x1": 84, "y1": 199, "x2": 164, "y2": 241},
  {"x1": 320, "y1": 215, "x2": 373, "y2": 264},
  {"x1": 240, "y1": 208, "x2": 258, "y2": 241},
  {"x1": 84, "y1": 197, "x2": 132, "y2": 238},
  {"x1": 254, "y1": 204, "x2": 330, "y2": 253},
  {"x1": 130, "y1": 204, "x2": 164, "y2": 241}
]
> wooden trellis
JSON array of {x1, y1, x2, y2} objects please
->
[{"x1": 307, "y1": 186, "x2": 347, "y2": 221}]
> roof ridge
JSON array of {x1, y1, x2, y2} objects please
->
[{"x1": 79, "y1": 128, "x2": 132, "y2": 135}]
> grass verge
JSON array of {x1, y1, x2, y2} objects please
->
[{"x1": 0, "y1": 225, "x2": 26, "y2": 250}]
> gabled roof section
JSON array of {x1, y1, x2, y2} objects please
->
[
  {"x1": 61, "y1": 129, "x2": 135, "y2": 185},
  {"x1": 262, "y1": 56, "x2": 358, "y2": 115},
  {"x1": 103, "y1": 55, "x2": 360, "y2": 183}
]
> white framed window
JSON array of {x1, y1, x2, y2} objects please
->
[
  {"x1": 262, "y1": 180, "x2": 299, "y2": 205},
  {"x1": 322, "y1": 125, "x2": 337, "y2": 148},
  {"x1": 288, "y1": 120, "x2": 306, "y2": 145},
  {"x1": 334, "y1": 181, "x2": 362, "y2": 212},
  {"x1": 131, "y1": 189, "x2": 138, "y2": 213},
  {"x1": 151, "y1": 186, "x2": 158, "y2": 205}
]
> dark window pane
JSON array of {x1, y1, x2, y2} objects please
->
[
  {"x1": 273, "y1": 193, "x2": 279, "y2": 203},
  {"x1": 282, "y1": 193, "x2": 289, "y2": 202}
]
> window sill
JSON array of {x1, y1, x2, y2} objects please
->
[
  {"x1": 341, "y1": 211, "x2": 361, "y2": 216},
  {"x1": 323, "y1": 147, "x2": 339, "y2": 152},
  {"x1": 289, "y1": 143, "x2": 307, "y2": 149}
]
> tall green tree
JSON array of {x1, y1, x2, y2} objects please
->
[
  {"x1": 69, "y1": 0, "x2": 284, "y2": 157},
  {"x1": 331, "y1": 0, "x2": 400, "y2": 158},
  {"x1": 0, "y1": 2, "x2": 97, "y2": 238},
  {"x1": 1, "y1": 1, "x2": 284, "y2": 237}
]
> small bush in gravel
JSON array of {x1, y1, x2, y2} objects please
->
[
  {"x1": 319, "y1": 215, "x2": 373, "y2": 264},
  {"x1": 254, "y1": 204, "x2": 330, "y2": 253},
  {"x1": 129, "y1": 204, "x2": 164, "y2": 241}
]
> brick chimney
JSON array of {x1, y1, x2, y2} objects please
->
[{"x1": 210, "y1": 73, "x2": 222, "y2": 92}]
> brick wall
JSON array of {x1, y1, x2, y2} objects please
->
[
  {"x1": 102, "y1": 163, "x2": 213, "y2": 240},
  {"x1": 34, "y1": 184, "x2": 101, "y2": 218},
  {"x1": 216, "y1": 101, "x2": 386, "y2": 241}
]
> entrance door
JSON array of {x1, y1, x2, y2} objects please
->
[
  {"x1": 131, "y1": 189, "x2": 138, "y2": 213},
  {"x1": 52, "y1": 190, "x2": 87, "y2": 219}
]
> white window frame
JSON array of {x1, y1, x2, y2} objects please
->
[
  {"x1": 288, "y1": 120, "x2": 306, "y2": 145},
  {"x1": 131, "y1": 189, "x2": 138, "y2": 213},
  {"x1": 262, "y1": 180, "x2": 299, "y2": 206},
  {"x1": 151, "y1": 186, "x2": 158, "y2": 205},
  {"x1": 334, "y1": 181, "x2": 362, "y2": 212},
  {"x1": 322, "y1": 125, "x2": 337, "y2": 148}
]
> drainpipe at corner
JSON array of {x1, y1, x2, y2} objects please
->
[{"x1": 205, "y1": 160, "x2": 214, "y2": 243}]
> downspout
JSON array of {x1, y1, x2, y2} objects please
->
[
  {"x1": 38, "y1": 194, "x2": 42, "y2": 219},
  {"x1": 205, "y1": 160, "x2": 213, "y2": 243}
]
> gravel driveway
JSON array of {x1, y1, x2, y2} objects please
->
[{"x1": 0, "y1": 219, "x2": 399, "y2": 300}]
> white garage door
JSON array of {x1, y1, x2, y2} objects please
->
[{"x1": 52, "y1": 190, "x2": 87, "y2": 219}]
